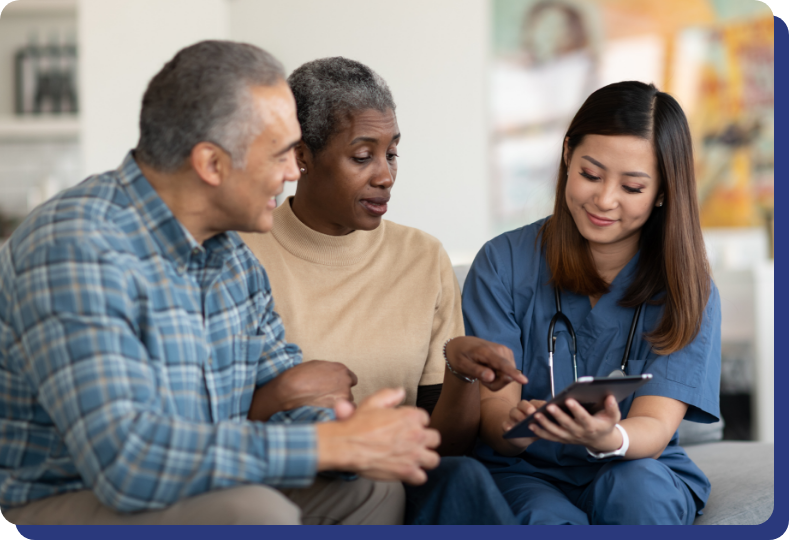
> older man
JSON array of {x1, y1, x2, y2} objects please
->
[{"x1": 0, "y1": 41, "x2": 439, "y2": 525}]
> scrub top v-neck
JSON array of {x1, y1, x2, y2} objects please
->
[{"x1": 461, "y1": 218, "x2": 721, "y2": 506}]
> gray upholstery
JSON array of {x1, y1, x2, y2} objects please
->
[
  {"x1": 679, "y1": 419, "x2": 725, "y2": 446},
  {"x1": 454, "y1": 264, "x2": 471, "y2": 293},
  {"x1": 686, "y1": 441, "x2": 774, "y2": 525}
]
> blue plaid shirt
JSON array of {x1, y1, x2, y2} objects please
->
[{"x1": 0, "y1": 153, "x2": 332, "y2": 513}]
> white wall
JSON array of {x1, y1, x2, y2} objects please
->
[
  {"x1": 229, "y1": 0, "x2": 491, "y2": 262},
  {"x1": 78, "y1": 0, "x2": 228, "y2": 175},
  {"x1": 753, "y1": 261, "x2": 774, "y2": 443},
  {"x1": 76, "y1": 0, "x2": 492, "y2": 260}
]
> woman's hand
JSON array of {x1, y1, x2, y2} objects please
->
[
  {"x1": 528, "y1": 395, "x2": 623, "y2": 453},
  {"x1": 499, "y1": 399, "x2": 545, "y2": 451},
  {"x1": 479, "y1": 376, "x2": 530, "y2": 456},
  {"x1": 445, "y1": 336, "x2": 527, "y2": 391},
  {"x1": 248, "y1": 360, "x2": 358, "y2": 422}
]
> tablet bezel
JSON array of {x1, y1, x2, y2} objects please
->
[{"x1": 502, "y1": 374, "x2": 653, "y2": 439}]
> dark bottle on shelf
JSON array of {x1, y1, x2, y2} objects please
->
[
  {"x1": 14, "y1": 33, "x2": 40, "y2": 115},
  {"x1": 59, "y1": 34, "x2": 78, "y2": 114},
  {"x1": 35, "y1": 32, "x2": 62, "y2": 114}
]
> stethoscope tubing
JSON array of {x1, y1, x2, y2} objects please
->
[
  {"x1": 621, "y1": 303, "x2": 643, "y2": 372},
  {"x1": 548, "y1": 287, "x2": 643, "y2": 397},
  {"x1": 548, "y1": 288, "x2": 577, "y2": 398}
]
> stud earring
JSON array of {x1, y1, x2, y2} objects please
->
[
  {"x1": 658, "y1": 201, "x2": 663, "y2": 207},
  {"x1": 300, "y1": 168, "x2": 306, "y2": 173}
]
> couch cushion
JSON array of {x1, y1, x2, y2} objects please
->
[
  {"x1": 679, "y1": 419, "x2": 724, "y2": 446},
  {"x1": 454, "y1": 264, "x2": 471, "y2": 292},
  {"x1": 686, "y1": 441, "x2": 774, "y2": 525}
]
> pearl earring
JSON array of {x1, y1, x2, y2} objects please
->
[{"x1": 300, "y1": 168, "x2": 306, "y2": 173}]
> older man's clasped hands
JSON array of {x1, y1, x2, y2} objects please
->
[
  {"x1": 318, "y1": 387, "x2": 441, "y2": 485},
  {"x1": 249, "y1": 359, "x2": 442, "y2": 485}
]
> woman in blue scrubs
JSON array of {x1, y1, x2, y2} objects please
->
[{"x1": 463, "y1": 81, "x2": 721, "y2": 525}]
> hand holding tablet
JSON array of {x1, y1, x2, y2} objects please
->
[{"x1": 503, "y1": 374, "x2": 652, "y2": 439}]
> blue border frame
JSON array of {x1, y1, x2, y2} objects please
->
[{"x1": 10, "y1": 13, "x2": 788, "y2": 540}]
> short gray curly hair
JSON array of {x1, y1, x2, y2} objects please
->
[
  {"x1": 288, "y1": 57, "x2": 396, "y2": 155},
  {"x1": 136, "y1": 40, "x2": 285, "y2": 172}
]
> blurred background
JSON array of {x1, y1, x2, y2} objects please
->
[{"x1": 0, "y1": 0, "x2": 775, "y2": 443}]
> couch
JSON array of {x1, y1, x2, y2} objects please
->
[{"x1": 681, "y1": 422, "x2": 774, "y2": 525}]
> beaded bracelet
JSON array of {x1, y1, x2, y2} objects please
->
[{"x1": 443, "y1": 338, "x2": 477, "y2": 383}]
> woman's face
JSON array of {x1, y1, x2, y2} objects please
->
[
  {"x1": 295, "y1": 108, "x2": 399, "y2": 236},
  {"x1": 564, "y1": 134, "x2": 661, "y2": 252}
]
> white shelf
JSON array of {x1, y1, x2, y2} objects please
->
[
  {"x1": 2, "y1": 0, "x2": 76, "y2": 16},
  {"x1": 0, "y1": 115, "x2": 79, "y2": 141}
]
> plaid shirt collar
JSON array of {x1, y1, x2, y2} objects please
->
[{"x1": 116, "y1": 152, "x2": 242, "y2": 272}]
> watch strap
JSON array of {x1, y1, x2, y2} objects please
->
[{"x1": 586, "y1": 423, "x2": 629, "y2": 459}]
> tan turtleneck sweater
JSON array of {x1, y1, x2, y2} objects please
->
[{"x1": 240, "y1": 199, "x2": 464, "y2": 406}]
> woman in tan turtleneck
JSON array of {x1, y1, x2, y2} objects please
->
[{"x1": 241, "y1": 57, "x2": 522, "y2": 525}]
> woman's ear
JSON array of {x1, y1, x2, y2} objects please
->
[{"x1": 295, "y1": 141, "x2": 311, "y2": 173}]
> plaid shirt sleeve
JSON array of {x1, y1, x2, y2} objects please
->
[
  {"x1": 9, "y1": 240, "x2": 319, "y2": 513},
  {"x1": 252, "y1": 268, "x2": 305, "y2": 388}
]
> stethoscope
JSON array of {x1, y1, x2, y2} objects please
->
[{"x1": 548, "y1": 287, "x2": 643, "y2": 398}]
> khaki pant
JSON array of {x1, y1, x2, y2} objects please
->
[{"x1": 2, "y1": 476, "x2": 404, "y2": 525}]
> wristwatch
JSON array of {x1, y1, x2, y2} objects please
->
[{"x1": 586, "y1": 423, "x2": 629, "y2": 459}]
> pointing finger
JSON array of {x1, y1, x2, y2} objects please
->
[{"x1": 475, "y1": 353, "x2": 527, "y2": 386}]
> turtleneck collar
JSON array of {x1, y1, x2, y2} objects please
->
[{"x1": 271, "y1": 197, "x2": 386, "y2": 266}]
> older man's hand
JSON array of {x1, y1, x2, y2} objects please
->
[
  {"x1": 316, "y1": 388, "x2": 441, "y2": 485},
  {"x1": 248, "y1": 360, "x2": 358, "y2": 421}
]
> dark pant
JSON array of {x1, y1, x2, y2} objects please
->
[
  {"x1": 494, "y1": 458, "x2": 699, "y2": 525},
  {"x1": 404, "y1": 456, "x2": 517, "y2": 525}
]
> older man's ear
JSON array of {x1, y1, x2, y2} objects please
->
[{"x1": 190, "y1": 142, "x2": 233, "y2": 188}]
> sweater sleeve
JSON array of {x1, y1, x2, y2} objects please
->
[{"x1": 419, "y1": 246, "x2": 465, "y2": 387}]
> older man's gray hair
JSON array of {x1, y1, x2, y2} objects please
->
[
  {"x1": 288, "y1": 57, "x2": 396, "y2": 155},
  {"x1": 136, "y1": 40, "x2": 285, "y2": 172}
]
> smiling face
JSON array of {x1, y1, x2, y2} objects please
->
[
  {"x1": 221, "y1": 81, "x2": 302, "y2": 233},
  {"x1": 564, "y1": 134, "x2": 661, "y2": 255},
  {"x1": 293, "y1": 108, "x2": 400, "y2": 236}
]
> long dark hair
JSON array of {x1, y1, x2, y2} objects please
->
[{"x1": 540, "y1": 81, "x2": 710, "y2": 354}]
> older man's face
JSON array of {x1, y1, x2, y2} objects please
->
[{"x1": 222, "y1": 80, "x2": 301, "y2": 233}]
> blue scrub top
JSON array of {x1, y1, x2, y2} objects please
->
[{"x1": 462, "y1": 219, "x2": 721, "y2": 505}]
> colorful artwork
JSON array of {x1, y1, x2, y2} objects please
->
[
  {"x1": 490, "y1": 0, "x2": 774, "y2": 247},
  {"x1": 693, "y1": 16, "x2": 774, "y2": 232}
]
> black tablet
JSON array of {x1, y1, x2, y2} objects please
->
[{"x1": 503, "y1": 374, "x2": 653, "y2": 439}]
